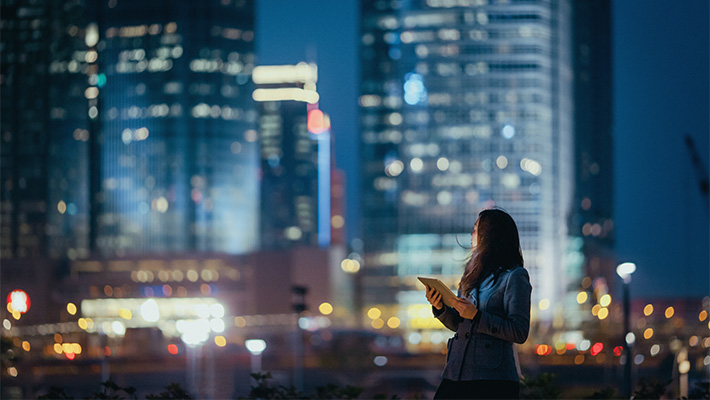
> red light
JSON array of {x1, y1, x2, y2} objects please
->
[
  {"x1": 307, "y1": 109, "x2": 329, "y2": 134},
  {"x1": 168, "y1": 344, "x2": 178, "y2": 355},
  {"x1": 65, "y1": 352, "x2": 76, "y2": 360},
  {"x1": 590, "y1": 342, "x2": 604, "y2": 356},
  {"x1": 613, "y1": 346, "x2": 623, "y2": 356},
  {"x1": 565, "y1": 343, "x2": 576, "y2": 350},
  {"x1": 104, "y1": 346, "x2": 111, "y2": 356},
  {"x1": 535, "y1": 344, "x2": 552, "y2": 356}
]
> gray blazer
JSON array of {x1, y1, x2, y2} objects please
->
[{"x1": 433, "y1": 265, "x2": 532, "y2": 382}]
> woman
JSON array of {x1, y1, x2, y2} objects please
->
[{"x1": 425, "y1": 208, "x2": 532, "y2": 399}]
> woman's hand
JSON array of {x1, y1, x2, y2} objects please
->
[
  {"x1": 425, "y1": 285, "x2": 444, "y2": 310},
  {"x1": 452, "y1": 297, "x2": 478, "y2": 319}
]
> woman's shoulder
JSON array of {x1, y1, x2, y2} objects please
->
[
  {"x1": 507, "y1": 265, "x2": 531, "y2": 287},
  {"x1": 501, "y1": 265, "x2": 529, "y2": 282}
]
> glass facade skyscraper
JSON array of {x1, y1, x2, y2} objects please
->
[
  {"x1": 566, "y1": 0, "x2": 615, "y2": 327},
  {"x1": 252, "y1": 63, "x2": 322, "y2": 249},
  {"x1": 92, "y1": 0, "x2": 259, "y2": 257},
  {"x1": 359, "y1": 0, "x2": 575, "y2": 327},
  {"x1": 2, "y1": 0, "x2": 260, "y2": 260},
  {"x1": 1, "y1": 0, "x2": 92, "y2": 260}
]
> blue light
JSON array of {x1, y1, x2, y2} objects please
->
[
  {"x1": 502, "y1": 124, "x2": 515, "y2": 139},
  {"x1": 97, "y1": 73, "x2": 107, "y2": 88},
  {"x1": 317, "y1": 132, "x2": 331, "y2": 247},
  {"x1": 267, "y1": 154, "x2": 280, "y2": 168},
  {"x1": 403, "y1": 73, "x2": 427, "y2": 105}
]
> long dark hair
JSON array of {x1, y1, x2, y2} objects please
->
[{"x1": 458, "y1": 208, "x2": 524, "y2": 295}]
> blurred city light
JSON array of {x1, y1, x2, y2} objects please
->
[
  {"x1": 625, "y1": 332, "x2": 636, "y2": 345},
  {"x1": 139, "y1": 299, "x2": 160, "y2": 322},
  {"x1": 644, "y1": 304, "x2": 654, "y2": 316},
  {"x1": 245, "y1": 339, "x2": 266, "y2": 355},
  {"x1": 665, "y1": 306, "x2": 675, "y2": 318},
  {"x1": 318, "y1": 302, "x2": 333, "y2": 315},
  {"x1": 538, "y1": 298, "x2": 550, "y2": 310},
  {"x1": 597, "y1": 308, "x2": 609, "y2": 320},
  {"x1": 616, "y1": 262, "x2": 636, "y2": 282},
  {"x1": 643, "y1": 328, "x2": 654, "y2": 339},
  {"x1": 650, "y1": 344, "x2": 660, "y2": 356},
  {"x1": 7, "y1": 290, "x2": 30, "y2": 314},
  {"x1": 371, "y1": 318, "x2": 385, "y2": 329},
  {"x1": 590, "y1": 342, "x2": 603, "y2": 356},
  {"x1": 252, "y1": 63, "x2": 317, "y2": 84},
  {"x1": 599, "y1": 294, "x2": 611, "y2": 307},
  {"x1": 367, "y1": 307, "x2": 382, "y2": 319},
  {"x1": 179, "y1": 319, "x2": 210, "y2": 347},
  {"x1": 307, "y1": 109, "x2": 330, "y2": 134}
]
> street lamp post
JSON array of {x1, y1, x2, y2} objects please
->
[
  {"x1": 245, "y1": 339, "x2": 267, "y2": 374},
  {"x1": 617, "y1": 262, "x2": 636, "y2": 399},
  {"x1": 179, "y1": 320, "x2": 210, "y2": 398}
]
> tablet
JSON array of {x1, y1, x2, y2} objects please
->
[{"x1": 417, "y1": 277, "x2": 458, "y2": 307}]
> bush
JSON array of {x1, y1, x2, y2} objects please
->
[
  {"x1": 583, "y1": 387, "x2": 618, "y2": 399},
  {"x1": 36, "y1": 380, "x2": 192, "y2": 400},
  {"x1": 632, "y1": 378, "x2": 671, "y2": 400},
  {"x1": 520, "y1": 373, "x2": 561, "y2": 399},
  {"x1": 241, "y1": 372, "x2": 365, "y2": 400}
]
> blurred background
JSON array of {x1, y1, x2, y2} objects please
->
[{"x1": 1, "y1": 0, "x2": 708, "y2": 398}]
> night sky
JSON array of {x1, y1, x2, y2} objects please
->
[{"x1": 257, "y1": 0, "x2": 710, "y2": 299}]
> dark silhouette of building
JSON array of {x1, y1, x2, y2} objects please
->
[{"x1": 567, "y1": 0, "x2": 616, "y2": 326}]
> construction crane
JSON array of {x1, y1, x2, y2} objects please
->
[{"x1": 684, "y1": 134, "x2": 709, "y2": 213}]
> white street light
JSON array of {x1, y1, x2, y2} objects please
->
[
  {"x1": 245, "y1": 339, "x2": 267, "y2": 373},
  {"x1": 139, "y1": 299, "x2": 160, "y2": 322},
  {"x1": 616, "y1": 262, "x2": 636, "y2": 283},
  {"x1": 617, "y1": 261, "x2": 636, "y2": 398},
  {"x1": 179, "y1": 320, "x2": 210, "y2": 399},
  {"x1": 245, "y1": 339, "x2": 266, "y2": 355}
]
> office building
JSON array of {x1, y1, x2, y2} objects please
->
[
  {"x1": 1, "y1": 0, "x2": 260, "y2": 260},
  {"x1": 92, "y1": 0, "x2": 259, "y2": 256},
  {"x1": 564, "y1": 0, "x2": 615, "y2": 327},
  {"x1": 359, "y1": 0, "x2": 576, "y2": 333},
  {"x1": 252, "y1": 63, "x2": 338, "y2": 249},
  {"x1": 0, "y1": 0, "x2": 85, "y2": 259}
]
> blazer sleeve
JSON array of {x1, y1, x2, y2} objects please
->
[
  {"x1": 433, "y1": 305, "x2": 463, "y2": 332},
  {"x1": 474, "y1": 267, "x2": 532, "y2": 344}
]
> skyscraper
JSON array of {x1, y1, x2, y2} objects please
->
[
  {"x1": 252, "y1": 63, "x2": 323, "y2": 249},
  {"x1": 2, "y1": 0, "x2": 260, "y2": 261},
  {"x1": 359, "y1": 0, "x2": 575, "y2": 330},
  {"x1": 92, "y1": 0, "x2": 259, "y2": 257},
  {"x1": 566, "y1": 0, "x2": 614, "y2": 326},
  {"x1": 1, "y1": 0, "x2": 60, "y2": 259}
]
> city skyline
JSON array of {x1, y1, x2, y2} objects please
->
[
  {"x1": 258, "y1": 0, "x2": 709, "y2": 300},
  {"x1": 1, "y1": 0, "x2": 708, "y2": 397}
]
